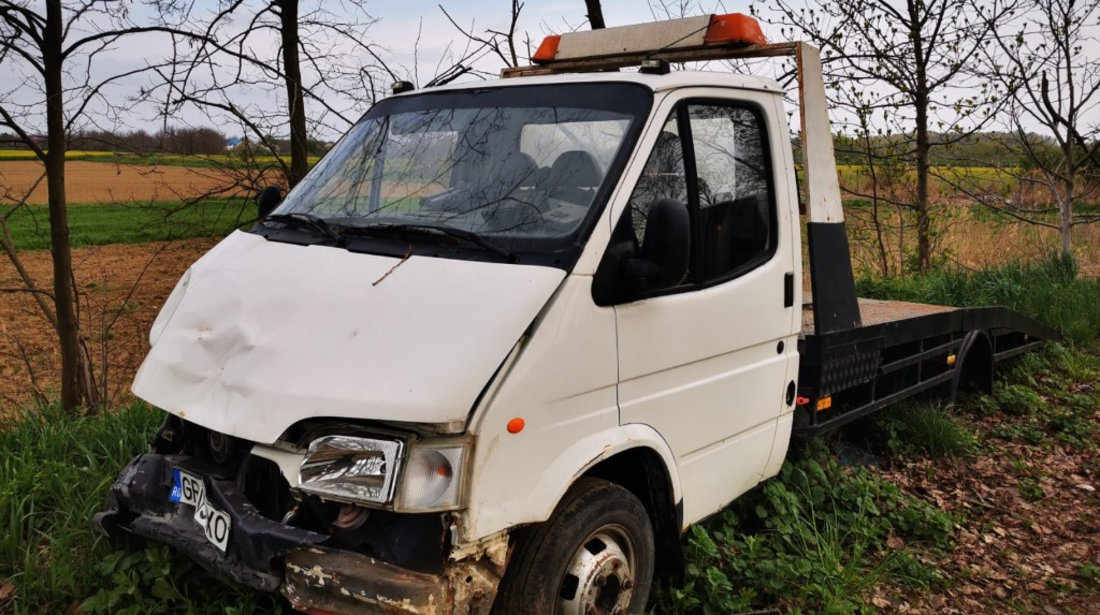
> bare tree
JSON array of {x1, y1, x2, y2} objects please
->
[
  {"x1": 761, "y1": 0, "x2": 1015, "y2": 273},
  {"x1": 147, "y1": 1, "x2": 391, "y2": 191},
  {"x1": 585, "y1": 0, "x2": 607, "y2": 29},
  {"x1": 0, "y1": 0, "x2": 187, "y2": 411},
  {"x1": 977, "y1": 0, "x2": 1100, "y2": 258},
  {"x1": 440, "y1": 1, "x2": 526, "y2": 71}
]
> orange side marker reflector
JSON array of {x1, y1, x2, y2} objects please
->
[
  {"x1": 946, "y1": 354, "x2": 957, "y2": 366},
  {"x1": 705, "y1": 13, "x2": 767, "y2": 46},
  {"x1": 507, "y1": 418, "x2": 526, "y2": 434},
  {"x1": 533, "y1": 35, "x2": 562, "y2": 63},
  {"x1": 816, "y1": 396, "x2": 832, "y2": 412}
]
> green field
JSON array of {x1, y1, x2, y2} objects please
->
[{"x1": 4, "y1": 199, "x2": 254, "y2": 250}]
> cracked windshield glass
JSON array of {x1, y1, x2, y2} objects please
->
[{"x1": 271, "y1": 84, "x2": 651, "y2": 257}]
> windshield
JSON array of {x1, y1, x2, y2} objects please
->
[{"x1": 266, "y1": 83, "x2": 652, "y2": 264}]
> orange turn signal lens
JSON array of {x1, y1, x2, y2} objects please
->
[
  {"x1": 507, "y1": 418, "x2": 526, "y2": 434},
  {"x1": 705, "y1": 13, "x2": 766, "y2": 46},
  {"x1": 533, "y1": 35, "x2": 562, "y2": 63},
  {"x1": 815, "y1": 396, "x2": 833, "y2": 412}
]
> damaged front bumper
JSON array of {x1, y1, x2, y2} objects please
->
[{"x1": 94, "y1": 453, "x2": 504, "y2": 615}]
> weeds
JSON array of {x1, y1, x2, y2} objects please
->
[
  {"x1": 1078, "y1": 563, "x2": 1100, "y2": 590},
  {"x1": 856, "y1": 402, "x2": 979, "y2": 458},
  {"x1": 655, "y1": 440, "x2": 954, "y2": 614},
  {"x1": 1017, "y1": 477, "x2": 1046, "y2": 503},
  {"x1": 0, "y1": 403, "x2": 284, "y2": 615},
  {"x1": 974, "y1": 344, "x2": 1099, "y2": 449}
]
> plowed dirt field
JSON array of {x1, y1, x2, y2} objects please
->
[
  {"x1": 0, "y1": 239, "x2": 215, "y2": 411},
  {"x1": 0, "y1": 160, "x2": 254, "y2": 205}
]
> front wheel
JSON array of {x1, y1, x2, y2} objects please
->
[{"x1": 492, "y1": 477, "x2": 655, "y2": 615}]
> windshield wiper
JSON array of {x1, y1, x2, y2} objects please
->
[
  {"x1": 262, "y1": 213, "x2": 345, "y2": 245},
  {"x1": 344, "y1": 223, "x2": 516, "y2": 262}
]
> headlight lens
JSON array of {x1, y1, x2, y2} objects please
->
[
  {"x1": 297, "y1": 435, "x2": 403, "y2": 505},
  {"x1": 395, "y1": 441, "x2": 468, "y2": 512}
]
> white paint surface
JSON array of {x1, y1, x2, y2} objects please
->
[{"x1": 133, "y1": 231, "x2": 565, "y2": 444}]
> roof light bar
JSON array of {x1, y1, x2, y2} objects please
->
[{"x1": 530, "y1": 13, "x2": 765, "y2": 65}]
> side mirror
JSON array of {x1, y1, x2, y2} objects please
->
[
  {"x1": 625, "y1": 197, "x2": 690, "y2": 292},
  {"x1": 256, "y1": 186, "x2": 283, "y2": 218},
  {"x1": 592, "y1": 198, "x2": 690, "y2": 306}
]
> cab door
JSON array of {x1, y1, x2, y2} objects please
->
[{"x1": 612, "y1": 91, "x2": 800, "y2": 524}]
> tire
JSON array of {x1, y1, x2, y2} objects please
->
[{"x1": 491, "y1": 477, "x2": 655, "y2": 615}]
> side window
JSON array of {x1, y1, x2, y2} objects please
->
[
  {"x1": 628, "y1": 116, "x2": 686, "y2": 244},
  {"x1": 688, "y1": 104, "x2": 774, "y2": 282}
]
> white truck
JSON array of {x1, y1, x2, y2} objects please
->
[{"x1": 95, "y1": 13, "x2": 1052, "y2": 615}]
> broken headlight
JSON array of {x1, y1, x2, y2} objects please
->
[
  {"x1": 297, "y1": 435, "x2": 403, "y2": 505},
  {"x1": 297, "y1": 435, "x2": 470, "y2": 512}
]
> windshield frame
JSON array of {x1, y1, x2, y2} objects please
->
[{"x1": 251, "y1": 81, "x2": 654, "y2": 270}]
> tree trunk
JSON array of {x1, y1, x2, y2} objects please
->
[
  {"x1": 279, "y1": 0, "x2": 308, "y2": 189},
  {"x1": 44, "y1": 0, "x2": 95, "y2": 411},
  {"x1": 585, "y1": 0, "x2": 606, "y2": 29},
  {"x1": 910, "y1": 0, "x2": 932, "y2": 273},
  {"x1": 1060, "y1": 166, "x2": 1074, "y2": 258}
]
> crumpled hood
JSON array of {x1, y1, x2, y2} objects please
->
[{"x1": 133, "y1": 231, "x2": 566, "y2": 444}]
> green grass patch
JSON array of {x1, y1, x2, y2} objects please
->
[
  {"x1": 856, "y1": 253, "x2": 1100, "y2": 345},
  {"x1": 0, "y1": 403, "x2": 285, "y2": 615},
  {"x1": 855, "y1": 402, "x2": 979, "y2": 458},
  {"x1": 653, "y1": 439, "x2": 954, "y2": 614},
  {"x1": 4, "y1": 198, "x2": 254, "y2": 251}
]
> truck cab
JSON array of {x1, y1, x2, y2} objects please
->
[{"x1": 95, "y1": 13, "x2": 1052, "y2": 615}]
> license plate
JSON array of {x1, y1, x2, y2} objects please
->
[{"x1": 170, "y1": 468, "x2": 232, "y2": 553}]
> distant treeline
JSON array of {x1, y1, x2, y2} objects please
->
[
  {"x1": 0, "y1": 126, "x2": 1090, "y2": 169},
  {"x1": 0, "y1": 127, "x2": 331, "y2": 157}
]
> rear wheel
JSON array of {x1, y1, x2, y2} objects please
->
[{"x1": 492, "y1": 477, "x2": 655, "y2": 615}]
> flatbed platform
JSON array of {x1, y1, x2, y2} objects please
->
[
  {"x1": 801, "y1": 298, "x2": 956, "y2": 337},
  {"x1": 794, "y1": 299, "x2": 1057, "y2": 435}
]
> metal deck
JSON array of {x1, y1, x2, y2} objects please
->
[{"x1": 801, "y1": 298, "x2": 956, "y2": 337}]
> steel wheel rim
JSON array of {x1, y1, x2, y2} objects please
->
[{"x1": 557, "y1": 523, "x2": 637, "y2": 615}]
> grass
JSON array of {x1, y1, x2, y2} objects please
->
[
  {"x1": 3, "y1": 198, "x2": 255, "y2": 251},
  {"x1": 0, "y1": 403, "x2": 285, "y2": 615},
  {"x1": 854, "y1": 402, "x2": 980, "y2": 458},
  {"x1": 856, "y1": 253, "x2": 1100, "y2": 345},
  {"x1": 653, "y1": 439, "x2": 954, "y2": 615}
]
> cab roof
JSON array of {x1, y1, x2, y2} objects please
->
[{"x1": 390, "y1": 70, "x2": 783, "y2": 99}]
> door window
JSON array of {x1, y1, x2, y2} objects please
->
[
  {"x1": 689, "y1": 104, "x2": 774, "y2": 281},
  {"x1": 625, "y1": 102, "x2": 775, "y2": 290}
]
